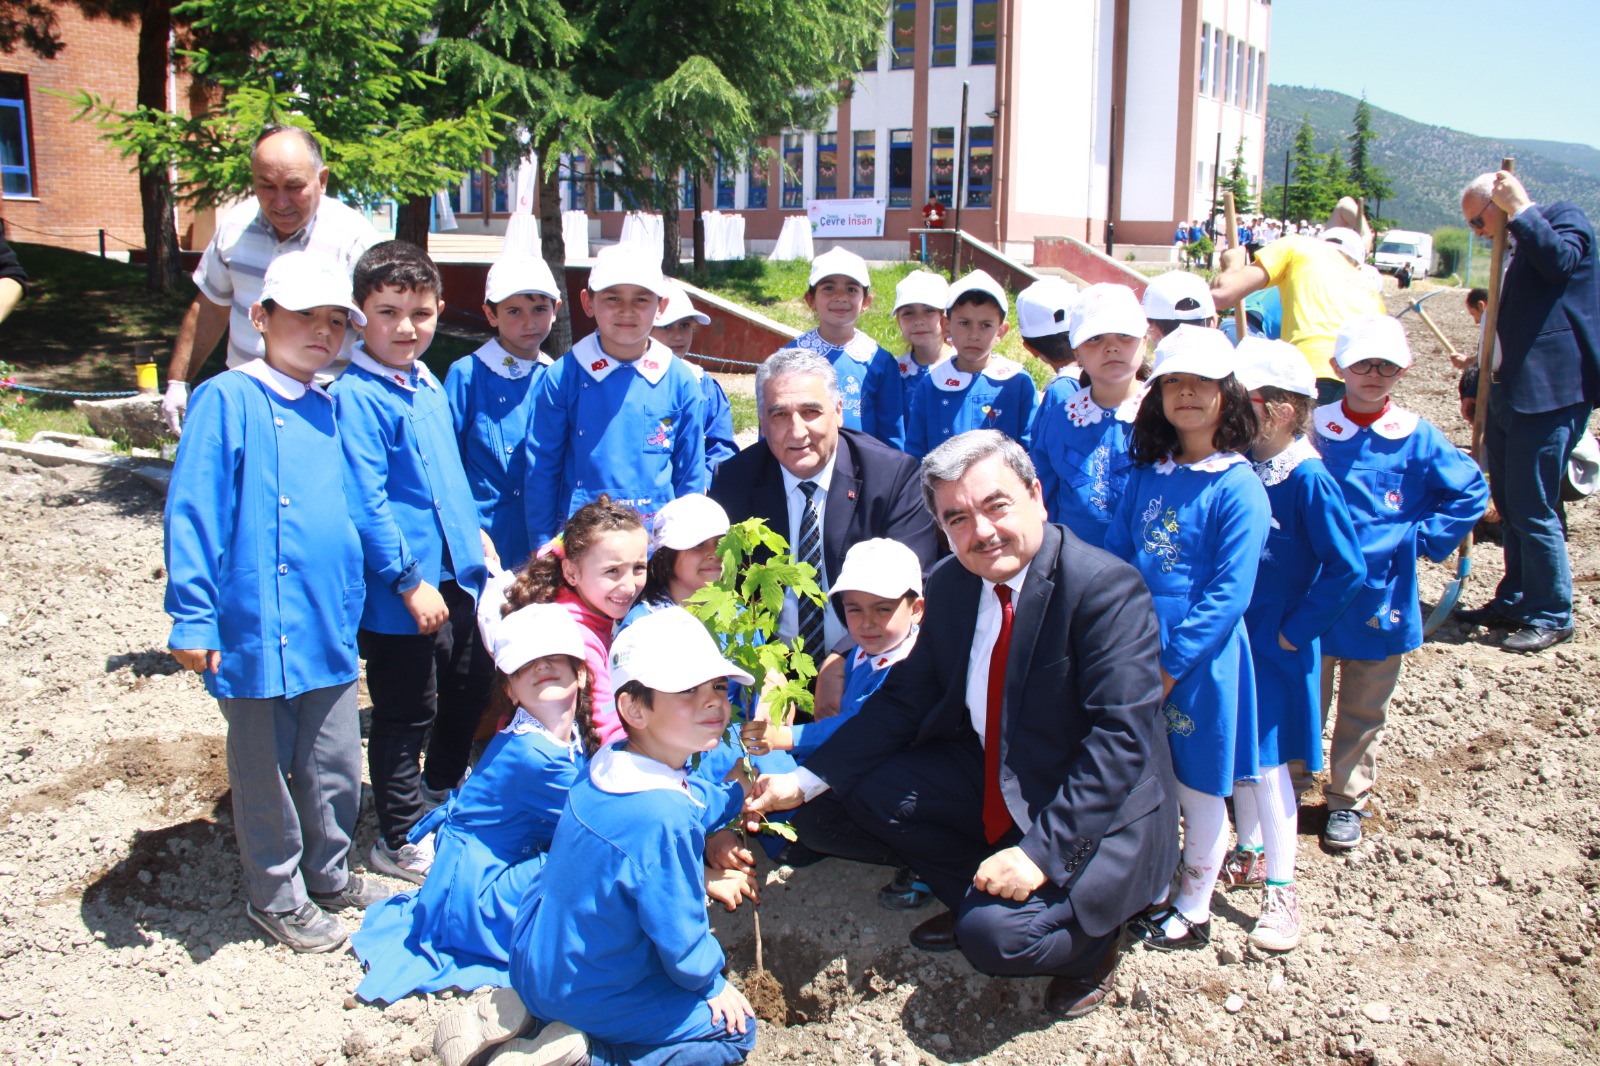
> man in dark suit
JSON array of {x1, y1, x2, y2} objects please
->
[
  {"x1": 1455, "y1": 171, "x2": 1599, "y2": 653},
  {"x1": 746, "y1": 430, "x2": 1178, "y2": 1018}
]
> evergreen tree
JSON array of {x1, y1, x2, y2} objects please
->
[
  {"x1": 1346, "y1": 93, "x2": 1392, "y2": 211},
  {"x1": 1284, "y1": 115, "x2": 1327, "y2": 223},
  {"x1": 1224, "y1": 137, "x2": 1254, "y2": 216}
]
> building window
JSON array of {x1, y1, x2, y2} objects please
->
[
  {"x1": 680, "y1": 169, "x2": 694, "y2": 209},
  {"x1": 1211, "y1": 28, "x2": 1224, "y2": 97},
  {"x1": 748, "y1": 153, "x2": 769, "y2": 209},
  {"x1": 1235, "y1": 39, "x2": 1247, "y2": 104},
  {"x1": 971, "y1": 1, "x2": 997, "y2": 64},
  {"x1": 564, "y1": 154, "x2": 586, "y2": 211},
  {"x1": 597, "y1": 156, "x2": 616, "y2": 212},
  {"x1": 816, "y1": 131, "x2": 838, "y2": 200},
  {"x1": 890, "y1": 1, "x2": 917, "y2": 69},
  {"x1": 782, "y1": 134, "x2": 805, "y2": 208},
  {"x1": 1, "y1": 74, "x2": 32, "y2": 198},
  {"x1": 1225, "y1": 36, "x2": 1236, "y2": 104},
  {"x1": 965, "y1": 125, "x2": 994, "y2": 208},
  {"x1": 715, "y1": 156, "x2": 736, "y2": 209},
  {"x1": 853, "y1": 131, "x2": 876, "y2": 199},
  {"x1": 929, "y1": 126, "x2": 955, "y2": 206},
  {"x1": 931, "y1": 0, "x2": 957, "y2": 67},
  {"x1": 888, "y1": 129, "x2": 914, "y2": 208},
  {"x1": 1198, "y1": 23, "x2": 1210, "y2": 96},
  {"x1": 1256, "y1": 52, "x2": 1267, "y2": 115}
]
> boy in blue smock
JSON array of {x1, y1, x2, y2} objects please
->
[
  {"x1": 651, "y1": 281, "x2": 737, "y2": 481},
  {"x1": 330, "y1": 241, "x2": 492, "y2": 885},
  {"x1": 444, "y1": 255, "x2": 562, "y2": 569},
  {"x1": 501, "y1": 606, "x2": 758, "y2": 1066},
  {"x1": 525, "y1": 243, "x2": 708, "y2": 547},
  {"x1": 792, "y1": 246, "x2": 905, "y2": 449},
  {"x1": 905, "y1": 269, "x2": 1036, "y2": 459},
  {"x1": 1310, "y1": 314, "x2": 1487, "y2": 850},
  {"x1": 164, "y1": 251, "x2": 390, "y2": 953}
]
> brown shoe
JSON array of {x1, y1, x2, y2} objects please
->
[
  {"x1": 909, "y1": 909, "x2": 959, "y2": 952},
  {"x1": 1045, "y1": 926, "x2": 1129, "y2": 1018}
]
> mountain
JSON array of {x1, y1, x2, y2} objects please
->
[{"x1": 1263, "y1": 85, "x2": 1600, "y2": 233}]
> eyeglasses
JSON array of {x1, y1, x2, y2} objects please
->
[
  {"x1": 1345, "y1": 359, "x2": 1402, "y2": 378},
  {"x1": 1468, "y1": 202, "x2": 1494, "y2": 232}
]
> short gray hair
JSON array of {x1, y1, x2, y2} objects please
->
[
  {"x1": 920, "y1": 429, "x2": 1037, "y2": 516},
  {"x1": 754, "y1": 347, "x2": 840, "y2": 409},
  {"x1": 1461, "y1": 173, "x2": 1496, "y2": 205},
  {"x1": 252, "y1": 125, "x2": 325, "y2": 171}
]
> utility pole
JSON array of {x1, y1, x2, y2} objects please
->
[{"x1": 953, "y1": 80, "x2": 970, "y2": 275}]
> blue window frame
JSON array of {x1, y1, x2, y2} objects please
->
[
  {"x1": 566, "y1": 154, "x2": 587, "y2": 211},
  {"x1": 929, "y1": 126, "x2": 955, "y2": 207},
  {"x1": 816, "y1": 131, "x2": 838, "y2": 200},
  {"x1": 0, "y1": 74, "x2": 29, "y2": 198},
  {"x1": 715, "y1": 156, "x2": 736, "y2": 209},
  {"x1": 888, "y1": 129, "x2": 913, "y2": 208},
  {"x1": 931, "y1": 0, "x2": 957, "y2": 67},
  {"x1": 971, "y1": 1, "x2": 997, "y2": 65},
  {"x1": 782, "y1": 134, "x2": 805, "y2": 208},
  {"x1": 852, "y1": 131, "x2": 876, "y2": 199},
  {"x1": 965, "y1": 125, "x2": 994, "y2": 208},
  {"x1": 748, "y1": 154, "x2": 769, "y2": 209},
  {"x1": 890, "y1": 2, "x2": 917, "y2": 70}
]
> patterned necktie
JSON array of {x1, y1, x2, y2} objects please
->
[
  {"x1": 795, "y1": 481, "x2": 826, "y2": 654},
  {"x1": 983, "y1": 584, "x2": 1015, "y2": 844}
]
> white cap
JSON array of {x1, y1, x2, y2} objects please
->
[
  {"x1": 892, "y1": 271, "x2": 950, "y2": 314},
  {"x1": 1015, "y1": 278, "x2": 1078, "y2": 338},
  {"x1": 945, "y1": 269, "x2": 1009, "y2": 320},
  {"x1": 260, "y1": 251, "x2": 365, "y2": 327},
  {"x1": 655, "y1": 281, "x2": 711, "y2": 327},
  {"x1": 485, "y1": 255, "x2": 561, "y2": 304},
  {"x1": 1150, "y1": 324, "x2": 1237, "y2": 380},
  {"x1": 490, "y1": 602, "x2": 588, "y2": 675},
  {"x1": 652, "y1": 493, "x2": 730, "y2": 552},
  {"x1": 1069, "y1": 283, "x2": 1147, "y2": 348},
  {"x1": 1332, "y1": 313, "x2": 1413, "y2": 369},
  {"x1": 1321, "y1": 227, "x2": 1364, "y2": 264},
  {"x1": 1235, "y1": 337, "x2": 1316, "y2": 397},
  {"x1": 808, "y1": 247, "x2": 872, "y2": 289},
  {"x1": 1141, "y1": 271, "x2": 1216, "y2": 323},
  {"x1": 608, "y1": 605, "x2": 754, "y2": 692},
  {"x1": 588, "y1": 243, "x2": 668, "y2": 297},
  {"x1": 829, "y1": 538, "x2": 923, "y2": 605}
]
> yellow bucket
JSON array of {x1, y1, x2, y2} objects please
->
[{"x1": 136, "y1": 362, "x2": 159, "y2": 394}]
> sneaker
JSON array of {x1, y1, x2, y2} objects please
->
[
  {"x1": 1323, "y1": 809, "x2": 1366, "y2": 850},
  {"x1": 877, "y1": 866, "x2": 935, "y2": 910},
  {"x1": 1249, "y1": 883, "x2": 1302, "y2": 952},
  {"x1": 309, "y1": 873, "x2": 395, "y2": 911},
  {"x1": 371, "y1": 837, "x2": 434, "y2": 885},
  {"x1": 489, "y1": 1022, "x2": 589, "y2": 1066},
  {"x1": 1219, "y1": 847, "x2": 1266, "y2": 890},
  {"x1": 433, "y1": 987, "x2": 533, "y2": 1066},
  {"x1": 245, "y1": 899, "x2": 348, "y2": 953}
]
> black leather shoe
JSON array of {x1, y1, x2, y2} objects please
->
[
  {"x1": 1502, "y1": 625, "x2": 1575, "y2": 654},
  {"x1": 1129, "y1": 907, "x2": 1210, "y2": 952},
  {"x1": 909, "y1": 909, "x2": 959, "y2": 952},
  {"x1": 1455, "y1": 604, "x2": 1515, "y2": 628},
  {"x1": 1045, "y1": 926, "x2": 1128, "y2": 1018}
]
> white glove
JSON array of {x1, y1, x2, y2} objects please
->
[{"x1": 162, "y1": 380, "x2": 189, "y2": 435}]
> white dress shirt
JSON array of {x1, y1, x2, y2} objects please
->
[{"x1": 777, "y1": 454, "x2": 844, "y2": 652}]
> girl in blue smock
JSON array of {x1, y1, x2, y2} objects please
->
[
  {"x1": 351, "y1": 603, "x2": 596, "y2": 1004},
  {"x1": 891, "y1": 269, "x2": 953, "y2": 425},
  {"x1": 1104, "y1": 325, "x2": 1270, "y2": 953},
  {"x1": 795, "y1": 247, "x2": 905, "y2": 449},
  {"x1": 1226, "y1": 339, "x2": 1366, "y2": 955}
]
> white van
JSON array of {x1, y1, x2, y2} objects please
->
[{"x1": 1373, "y1": 230, "x2": 1433, "y2": 277}]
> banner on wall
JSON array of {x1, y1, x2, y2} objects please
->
[{"x1": 806, "y1": 198, "x2": 887, "y2": 238}]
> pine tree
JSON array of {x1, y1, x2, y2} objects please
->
[
  {"x1": 1284, "y1": 115, "x2": 1326, "y2": 223},
  {"x1": 1224, "y1": 138, "x2": 1254, "y2": 216},
  {"x1": 1345, "y1": 93, "x2": 1392, "y2": 211}
]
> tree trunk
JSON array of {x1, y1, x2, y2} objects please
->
[
  {"x1": 537, "y1": 138, "x2": 572, "y2": 356},
  {"x1": 661, "y1": 196, "x2": 680, "y2": 278},
  {"x1": 137, "y1": 0, "x2": 181, "y2": 292},
  {"x1": 396, "y1": 194, "x2": 431, "y2": 249},
  {"x1": 691, "y1": 171, "x2": 705, "y2": 274}
]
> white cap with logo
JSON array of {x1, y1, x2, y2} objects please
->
[
  {"x1": 1332, "y1": 313, "x2": 1413, "y2": 369},
  {"x1": 1321, "y1": 227, "x2": 1365, "y2": 265},
  {"x1": 945, "y1": 269, "x2": 1009, "y2": 320},
  {"x1": 486, "y1": 255, "x2": 562, "y2": 303},
  {"x1": 1235, "y1": 337, "x2": 1316, "y2": 397},
  {"x1": 893, "y1": 270, "x2": 950, "y2": 314},
  {"x1": 829, "y1": 538, "x2": 924, "y2": 604},
  {"x1": 1015, "y1": 278, "x2": 1079, "y2": 338},
  {"x1": 655, "y1": 281, "x2": 711, "y2": 327},
  {"x1": 651, "y1": 493, "x2": 731, "y2": 552},
  {"x1": 608, "y1": 606, "x2": 754, "y2": 691},
  {"x1": 1141, "y1": 270, "x2": 1217, "y2": 323},
  {"x1": 588, "y1": 243, "x2": 669, "y2": 297},
  {"x1": 490, "y1": 602, "x2": 589, "y2": 675},
  {"x1": 1150, "y1": 324, "x2": 1238, "y2": 381},
  {"x1": 808, "y1": 246, "x2": 872, "y2": 289},
  {"x1": 260, "y1": 251, "x2": 366, "y2": 326},
  {"x1": 1069, "y1": 283, "x2": 1147, "y2": 348}
]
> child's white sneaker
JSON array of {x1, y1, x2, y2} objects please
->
[
  {"x1": 432, "y1": 987, "x2": 532, "y2": 1066},
  {"x1": 490, "y1": 1022, "x2": 589, "y2": 1066},
  {"x1": 370, "y1": 835, "x2": 434, "y2": 885},
  {"x1": 1248, "y1": 883, "x2": 1302, "y2": 952}
]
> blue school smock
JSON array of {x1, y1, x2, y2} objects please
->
[
  {"x1": 510, "y1": 746, "x2": 749, "y2": 1047},
  {"x1": 686, "y1": 358, "x2": 737, "y2": 480},
  {"x1": 1105, "y1": 453, "x2": 1271, "y2": 796},
  {"x1": 906, "y1": 356, "x2": 1037, "y2": 459},
  {"x1": 794, "y1": 328, "x2": 906, "y2": 450},
  {"x1": 350, "y1": 711, "x2": 584, "y2": 1003},
  {"x1": 789, "y1": 631, "x2": 917, "y2": 763},
  {"x1": 443, "y1": 340, "x2": 552, "y2": 569},
  {"x1": 524, "y1": 335, "x2": 708, "y2": 548},
  {"x1": 1313, "y1": 403, "x2": 1488, "y2": 661},
  {"x1": 1243, "y1": 438, "x2": 1367, "y2": 770},
  {"x1": 330, "y1": 346, "x2": 487, "y2": 634},
  {"x1": 164, "y1": 361, "x2": 365, "y2": 700},
  {"x1": 1028, "y1": 384, "x2": 1142, "y2": 550}
]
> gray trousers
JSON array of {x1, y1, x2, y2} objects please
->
[
  {"x1": 1291, "y1": 654, "x2": 1404, "y2": 812},
  {"x1": 217, "y1": 681, "x2": 361, "y2": 912}
]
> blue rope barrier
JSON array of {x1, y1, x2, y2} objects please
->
[{"x1": 1, "y1": 382, "x2": 141, "y2": 399}]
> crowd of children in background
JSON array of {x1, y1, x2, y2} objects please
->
[{"x1": 162, "y1": 232, "x2": 1487, "y2": 1065}]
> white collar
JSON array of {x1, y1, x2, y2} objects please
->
[
  {"x1": 980, "y1": 569, "x2": 1028, "y2": 605},
  {"x1": 928, "y1": 355, "x2": 1025, "y2": 392},
  {"x1": 1154, "y1": 451, "x2": 1249, "y2": 475},
  {"x1": 572, "y1": 332, "x2": 674, "y2": 385},
  {"x1": 798, "y1": 328, "x2": 881, "y2": 364},
  {"x1": 234, "y1": 358, "x2": 329, "y2": 402},
  {"x1": 781, "y1": 451, "x2": 838, "y2": 500},
  {"x1": 1313, "y1": 401, "x2": 1420, "y2": 442},
  {"x1": 897, "y1": 345, "x2": 952, "y2": 379},
  {"x1": 349, "y1": 343, "x2": 439, "y2": 392},
  {"x1": 473, "y1": 338, "x2": 550, "y2": 380},
  {"x1": 1252, "y1": 435, "x2": 1319, "y2": 487},
  {"x1": 505, "y1": 707, "x2": 583, "y2": 757},
  {"x1": 851, "y1": 628, "x2": 918, "y2": 673},
  {"x1": 1056, "y1": 365, "x2": 1083, "y2": 381},
  {"x1": 1064, "y1": 383, "x2": 1143, "y2": 426},
  {"x1": 587, "y1": 743, "x2": 702, "y2": 806}
]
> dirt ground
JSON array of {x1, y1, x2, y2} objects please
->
[{"x1": 2, "y1": 280, "x2": 1599, "y2": 1066}]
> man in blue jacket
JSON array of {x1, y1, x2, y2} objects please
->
[{"x1": 1455, "y1": 171, "x2": 1599, "y2": 653}]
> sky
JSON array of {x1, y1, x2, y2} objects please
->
[{"x1": 1267, "y1": 0, "x2": 1600, "y2": 150}]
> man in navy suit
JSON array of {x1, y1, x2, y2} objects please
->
[
  {"x1": 1455, "y1": 171, "x2": 1599, "y2": 653},
  {"x1": 746, "y1": 430, "x2": 1178, "y2": 1018}
]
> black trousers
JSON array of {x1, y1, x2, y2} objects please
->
[
  {"x1": 359, "y1": 580, "x2": 494, "y2": 849},
  {"x1": 835, "y1": 734, "x2": 1118, "y2": 979}
]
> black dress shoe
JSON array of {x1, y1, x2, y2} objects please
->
[
  {"x1": 1502, "y1": 625, "x2": 1575, "y2": 654},
  {"x1": 909, "y1": 909, "x2": 959, "y2": 952},
  {"x1": 1045, "y1": 926, "x2": 1129, "y2": 1018},
  {"x1": 1455, "y1": 604, "x2": 1515, "y2": 628},
  {"x1": 1128, "y1": 907, "x2": 1210, "y2": 951}
]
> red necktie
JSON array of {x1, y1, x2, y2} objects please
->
[{"x1": 982, "y1": 584, "x2": 1015, "y2": 844}]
